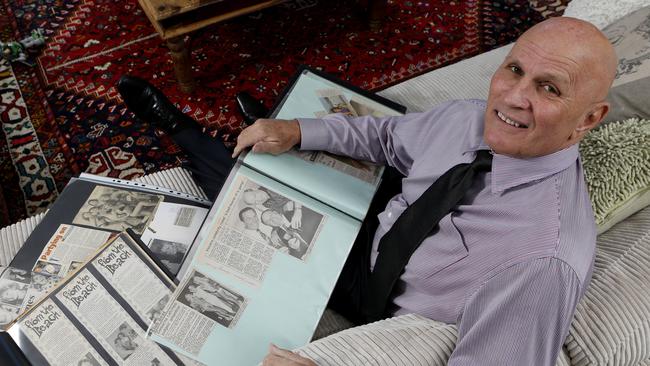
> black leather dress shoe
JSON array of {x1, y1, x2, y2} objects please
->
[
  {"x1": 235, "y1": 92, "x2": 269, "y2": 125},
  {"x1": 117, "y1": 75, "x2": 201, "y2": 134}
]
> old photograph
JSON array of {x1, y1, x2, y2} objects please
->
[
  {"x1": 176, "y1": 271, "x2": 247, "y2": 328},
  {"x1": 0, "y1": 303, "x2": 19, "y2": 325},
  {"x1": 73, "y1": 186, "x2": 163, "y2": 234},
  {"x1": 68, "y1": 261, "x2": 84, "y2": 275},
  {"x1": 0, "y1": 268, "x2": 62, "y2": 325},
  {"x1": 0, "y1": 279, "x2": 28, "y2": 307},
  {"x1": 107, "y1": 322, "x2": 141, "y2": 360},
  {"x1": 33, "y1": 260, "x2": 63, "y2": 277},
  {"x1": 148, "y1": 239, "x2": 189, "y2": 275},
  {"x1": 76, "y1": 352, "x2": 101, "y2": 366},
  {"x1": 350, "y1": 98, "x2": 389, "y2": 117},
  {"x1": 146, "y1": 294, "x2": 170, "y2": 324},
  {"x1": 316, "y1": 88, "x2": 358, "y2": 117},
  {"x1": 30, "y1": 272, "x2": 59, "y2": 292},
  {"x1": 2, "y1": 267, "x2": 31, "y2": 284},
  {"x1": 225, "y1": 179, "x2": 325, "y2": 261}
]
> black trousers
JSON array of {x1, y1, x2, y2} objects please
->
[{"x1": 173, "y1": 130, "x2": 403, "y2": 324}]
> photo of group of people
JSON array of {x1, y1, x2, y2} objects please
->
[
  {"x1": 177, "y1": 271, "x2": 246, "y2": 328},
  {"x1": 0, "y1": 269, "x2": 28, "y2": 325},
  {"x1": 228, "y1": 180, "x2": 325, "y2": 261},
  {"x1": 73, "y1": 187, "x2": 163, "y2": 234},
  {"x1": 0, "y1": 267, "x2": 55, "y2": 326}
]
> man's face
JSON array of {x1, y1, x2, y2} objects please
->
[
  {"x1": 484, "y1": 35, "x2": 595, "y2": 158},
  {"x1": 261, "y1": 210, "x2": 284, "y2": 227},
  {"x1": 160, "y1": 242, "x2": 177, "y2": 255},
  {"x1": 243, "y1": 190, "x2": 269, "y2": 205},
  {"x1": 116, "y1": 334, "x2": 136, "y2": 350},
  {"x1": 240, "y1": 209, "x2": 259, "y2": 230}
]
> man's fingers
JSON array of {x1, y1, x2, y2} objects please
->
[
  {"x1": 269, "y1": 344, "x2": 313, "y2": 364},
  {"x1": 232, "y1": 124, "x2": 264, "y2": 157},
  {"x1": 232, "y1": 119, "x2": 300, "y2": 158},
  {"x1": 262, "y1": 354, "x2": 283, "y2": 366}
]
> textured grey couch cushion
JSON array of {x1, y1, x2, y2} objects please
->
[{"x1": 564, "y1": 204, "x2": 650, "y2": 365}]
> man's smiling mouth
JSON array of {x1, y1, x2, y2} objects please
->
[{"x1": 496, "y1": 110, "x2": 528, "y2": 129}]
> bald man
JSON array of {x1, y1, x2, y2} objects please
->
[
  {"x1": 248, "y1": 17, "x2": 617, "y2": 366},
  {"x1": 117, "y1": 16, "x2": 617, "y2": 366}
]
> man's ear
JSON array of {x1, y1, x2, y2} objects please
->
[{"x1": 572, "y1": 102, "x2": 610, "y2": 140}]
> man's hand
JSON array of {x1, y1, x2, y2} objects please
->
[
  {"x1": 232, "y1": 119, "x2": 301, "y2": 158},
  {"x1": 290, "y1": 207, "x2": 302, "y2": 229},
  {"x1": 262, "y1": 344, "x2": 317, "y2": 366}
]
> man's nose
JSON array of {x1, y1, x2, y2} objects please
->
[{"x1": 503, "y1": 79, "x2": 532, "y2": 110}]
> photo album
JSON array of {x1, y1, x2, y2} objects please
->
[
  {"x1": 0, "y1": 66, "x2": 406, "y2": 365},
  {"x1": 0, "y1": 174, "x2": 211, "y2": 330},
  {"x1": 3, "y1": 232, "x2": 201, "y2": 365}
]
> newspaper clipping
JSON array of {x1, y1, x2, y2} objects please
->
[
  {"x1": 0, "y1": 267, "x2": 61, "y2": 328},
  {"x1": 93, "y1": 236, "x2": 174, "y2": 326},
  {"x1": 140, "y1": 202, "x2": 209, "y2": 276},
  {"x1": 19, "y1": 298, "x2": 108, "y2": 365},
  {"x1": 0, "y1": 225, "x2": 114, "y2": 327},
  {"x1": 56, "y1": 269, "x2": 180, "y2": 365},
  {"x1": 151, "y1": 269, "x2": 247, "y2": 356},
  {"x1": 34, "y1": 224, "x2": 114, "y2": 278},
  {"x1": 288, "y1": 87, "x2": 385, "y2": 185},
  {"x1": 198, "y1": 175, "x2": 326, "y2": 286},
  {"x1": 72, "y1": 186, "x2": 164, "y2": 234}
]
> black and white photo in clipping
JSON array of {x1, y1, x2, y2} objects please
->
[
  {"x1": 176, "y1": 270, "x2": 247, "y2": 328},
  {"x1": 148, "y1": 239, "x2": 188, "y2": 275},
  {"x1": 73, "y1": 186, "x2": 163, "y2": 234},
  {"x1": 228, "y1": 179, "x2": 325, "y2": 261},
  {"x1": 106, "y1": 321, "x2": 142, "y2": 360}
]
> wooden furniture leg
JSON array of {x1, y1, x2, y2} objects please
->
[
  {"x1": 167, "y1": 36, "x2": 196, "y2": 93},
  {"x1": 367, "y1": 0, "x2": 387, "y2": 31}
]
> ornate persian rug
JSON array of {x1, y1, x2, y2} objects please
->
[{"x1": 0, "y1": 0, "x2": 555, "y2": 226}]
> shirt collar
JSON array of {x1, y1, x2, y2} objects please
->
[
  {"x1": 489, "y1": 145, "x2": 579, "y2": 193},
  {"x1": 465, "y1": 142, "x2": 579, "y2": 194}
]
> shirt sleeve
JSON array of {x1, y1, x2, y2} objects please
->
[
  {"x1": 297, "y1": 100, "x2": 461, "y2": 175},
  {"x1": 448, "y1": 258, "x2": 582, "y2": 366}
]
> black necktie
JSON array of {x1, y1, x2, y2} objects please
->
[{"x1": 362, "y1": 150, "x2": 493, "y2": 321}]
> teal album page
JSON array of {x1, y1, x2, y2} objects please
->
[
  {"x1": 242, "y1": 68, "x2": 404, "y2": 220},
  {"x1": 148, "y1": 165, "x2": 361, "y2": 365}
]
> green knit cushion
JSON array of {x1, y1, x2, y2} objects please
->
[{"x1": 580, "y1": 118, "x2": 650, "y2": 233}]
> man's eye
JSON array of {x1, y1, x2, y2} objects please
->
[
  {"x1": 543, "y1": 84, "x2": 560, "y2": 95},
  {"x1": 508, "y1": 65, "x2": 521, "y2": 74}
]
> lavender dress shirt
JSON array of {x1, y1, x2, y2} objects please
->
[{"x1": 298, "y1": 100, "x2": 596, "y2": 365}]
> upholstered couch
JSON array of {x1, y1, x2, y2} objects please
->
[{"x1": 1, "y1": 2, "x2": 649, "y2": 365}]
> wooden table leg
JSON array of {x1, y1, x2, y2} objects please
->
[
  {"x1": 167, "y1": 36, "x2": 196, "y2": 94},
  {"x1": 367, "y1": 0, "x2": 387, "y2": 31}
]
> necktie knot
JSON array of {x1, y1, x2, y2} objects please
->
[{"x1": 472, "y1": 150, "x2": 493, "y2": 171}]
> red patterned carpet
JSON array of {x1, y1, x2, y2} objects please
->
[{"x1": 0, "y1": 0, "x2": 561, "y2": 226}]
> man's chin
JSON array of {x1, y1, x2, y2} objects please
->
[{"x1": 484, "y1": 138, "x2": 524, "y2": 158}]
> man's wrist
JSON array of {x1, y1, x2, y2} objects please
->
[
  {"x1": 295, "y1": 118, "x2": 330, "y2": 151},
  {"x1": 289, "y1": 119, "x2": 301, "y2": 148}
]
